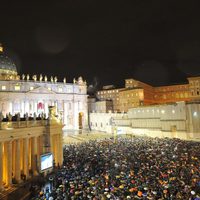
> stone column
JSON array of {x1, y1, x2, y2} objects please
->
[
  {"x1": 63, "y1": 101, "x2": 67, "y2": 125},
  {"x1": 58, "y1": 134, "x2": 63, "y2": 166},
  {"x1": 15, "y1": 139, "x2": 21, "y2": 182},
  {"x1": 9, "y1": 102, "x2": 13, "y2": 114},
  {"x1": 12, "y1": 141, "x2": 16, "y2": 178},
  {"x1": 34, "y1": 101, "x2": 38, "y2": 115},
  {"x1": 23, "y1": 138, "x2": 29, "y2": 179},
  {"x1": 6, "y1": 141, "x2": 12, "y2": 186},
  {"x1": 44, "y1": 101, "x2": 48, "y2": 117},
  {"x1": 73, "y1": 101, "x2": 78, "y2": 129},
  {"x1": 24, "y1": 100, "x2": 29, "y2": 115},
  {"x1": 21, "y1": 101, "x2": 25, "y2": 116},
  {"x1": 31, "y1": 137, "x2": 38, "y2": 175},
  {"x1": 55, "y1": 101, "x2": 58, "y2": 115},
  {"x1": 50, "y1": 135, "x2": 57, "y2": 165},
  {"x1": 55, "y1": 134, "x2": 59, "y2": 166},
  {"x1": 11, "y1": 101, "x2": 14, "y2": 115},
  {"x1": 3, "y1": 142, "x2": 7, "y2": 184},
  {"x1": 0, "y1": 142, "x2": 3, "y2": 190}
]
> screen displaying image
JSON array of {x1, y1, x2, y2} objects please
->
[{"x1": 40, "y1": 153, "x2": 53, "y2": 171}]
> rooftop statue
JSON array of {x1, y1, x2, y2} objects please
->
[
  {"x1": 63, "y1": 77, "x2": 66, "y2": 83},
  {"x1": 27, "y1": 74, "x2": 30, "y2": 81},
  {"x1": 54, "y1": 76, "x2": 57, "y2": 83},
  {"x1": 22, "y1": 74, "x2": 25, "y2": 80},
  {"x1": 39, "y1": 74, "x2": 43, "y2": 81},
  {"x1": 50, "y1": 76, "x2": 53, "y2": 82},
  {"x1": 44, "y1": 75, "x2": 48, "y2": 82},
  {"x1": 32, "y1": 75, "x2": 37, "y2": 81}
]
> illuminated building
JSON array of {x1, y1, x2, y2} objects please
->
[
  {"x1": 96, "y1": 86, "x2": 123, "y2": 112},
  {"x1": 90, "y1": 101, "x2": 200, "y2": 140},
  {"x1": 96, "y1": 77, "x2": 200, "y2": 112},
  {"x1": 0, "y1": 44, "x2": 88, "y2": 130},
  {"x1": 0, "y1": 43, "x2": 88, "y2": 189},
  {"x1": 0, "y1": 107, "x2": 63, "y2": 189},
  {"x1": 92, "y1": 76, "x2": 200, "y2": 140}
]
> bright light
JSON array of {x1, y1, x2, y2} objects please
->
[
  {"x1": 172, "y1": 110, "x2": 175, "y2": 114},
  {"x1": 193, "y1": 111, "x2": 198, "y2": 117},
  {"x1": 15, "y1": 85, "x2": 20, "y2": 91},
  {"x1": 161, "y1": 110, "x2": 165, "y2": 114},
  {"x1": 2, "y1": 85, "x2": 6, "y2": 90}
]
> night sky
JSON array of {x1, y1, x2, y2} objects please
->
[{"x1": 1, "y1": 1, "x2": 200, "y2": 89}]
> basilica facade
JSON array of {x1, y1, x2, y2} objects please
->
[{"x1": 0, "y1": 44, "x2": 88, "y2": 130}]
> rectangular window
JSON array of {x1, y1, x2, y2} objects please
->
[
  {"x1": 15, "y1": 85, "x2": 20, "y2": 91},
  {"x1": 2, "y1": 85, "x2": 6, "y2": 90},
  {"x1": 58, "y1": 87, "x2": 63, "y2": 92}
]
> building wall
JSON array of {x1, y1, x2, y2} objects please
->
[
  {"x1": 118, "y1": 89, "x2": 143, "y2": 112},
  {"x1": 96, "y1": 88, "x2": 123, "y2": 112},
  {"x1": 154, "y1": 84, "x2": 191, "y2": 103},
  {"x1": 0, "y1": 78, "x2": 88, "y2": 130},
  {"x1": 90, "y1": 101, "x2": 200, "y2": 140},
  {"x1": 0, "y1": 115, "x2": 63, "y2": 188},
  {"x1": 188, "y1": 77, "x2": 200, "y2": 98},
  {"x1": 96, "y1": 77, "x2": 200, "y2": 113}
]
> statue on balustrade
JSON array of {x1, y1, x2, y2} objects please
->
[
  {"x1": 63, "y1": 77, "x2": 66, "y2": 83},
  {"x1": 41, "y1": 112, "x2": 44, "y2": 120},
  {"x1": 27, "y1": 74, "x2": 30, "y2": 81},
  {"x1": 17, "y1": 113, "x2": 20, "y2": 121},
  {"x1": 33, "y1": 112, "x2": 37, "y2": 121},
  {"x1": 39, "y1": 74, "x2": 43, "y2": 81},
  {"x1": 22, "y1": 74, "x2": 25, "y2": 80},
  {"x1": 8, "y1": 112, "x2": 12, "y2": 122},
  {"x1": 25, "y1": 112, "x2": 29, "y2": 121},
  {"x1": 0, "y1": 112, "x2": 3, "y2": 122},
  {"x1": 32, "y1": 75, "x2": 37, "y2": 82}
]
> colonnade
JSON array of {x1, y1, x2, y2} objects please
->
[
  {"x1": 0, "y1": 136, "x2": 42, "y2": 189},
  {"x1": 50, "y1": 134, "x2": 63, "y2": 167}
]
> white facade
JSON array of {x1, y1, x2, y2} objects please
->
[
  {"x1": 0, "y1": 78, "x2": 88, "y2": 130},
  {"x1": 90, "y1": 101, "x2": 200, "y2": 140}
]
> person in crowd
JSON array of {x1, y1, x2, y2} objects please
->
[{"x1": 32, "y1": 137, "x2": 200, "y2": 200}]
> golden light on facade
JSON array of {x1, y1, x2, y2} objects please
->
[{"x1": 0, "y1": 43, "x2": 3, "y2": 52}]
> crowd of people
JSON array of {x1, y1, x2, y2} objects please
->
[{"x1": 32, "y1": 137, "x2": 200, "y2": 200}]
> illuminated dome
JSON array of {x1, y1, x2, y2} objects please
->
[
  {"x1": 0, "y1": 54, "x2": 17, "y2": 75},
  {"x1": 0, "y1": 44, "x2": 18, "y2": 80}
]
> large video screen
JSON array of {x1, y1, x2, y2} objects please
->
[{"x1": 40, "y1": 153, "x2": 53, "y2": 171}]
